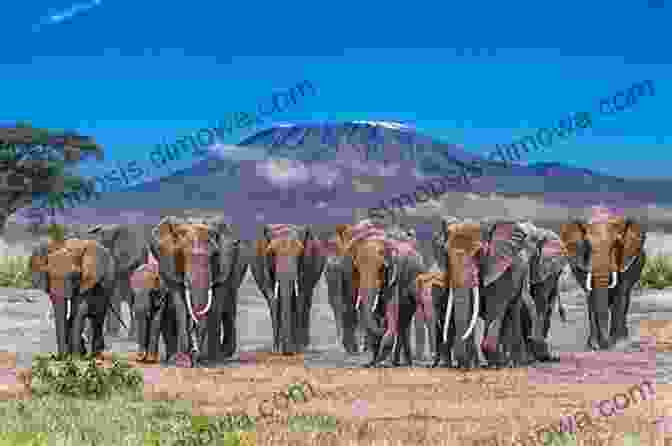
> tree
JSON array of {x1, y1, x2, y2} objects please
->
[{"x1": 0, "y1": 121, "x2": 104, "y2": 234}]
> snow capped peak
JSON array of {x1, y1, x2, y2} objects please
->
[{"x1": 350, "y1": 120, "x2": 411, "y2": 130}]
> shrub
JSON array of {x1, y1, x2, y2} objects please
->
[
  {"x1": 640, "y1": 254, "x2": 672, "y2": 289},
  {"x1": 31, "y1": 353, "x2": 143, "y2": 399},
  {"x1": 0, "y1": 255, "x2": 32, "y2": 289},
  {"x1": 0, "y1": 432, "x2": 49, "y2": 446}
]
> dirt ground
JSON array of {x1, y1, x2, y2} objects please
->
[{"x1": 0, "y1": 336, "x2": 666, "y2": 446}]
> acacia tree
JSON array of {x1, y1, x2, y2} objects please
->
[{"x1": 0, "y1": 121, "x2": 104, "y2": 234}]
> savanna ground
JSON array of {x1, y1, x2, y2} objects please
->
[{"x1": 1, "y1": 226, "x2": 672, "y2": 445}]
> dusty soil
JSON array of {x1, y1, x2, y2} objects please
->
[{"x1": 0, "y1": 341, "x2": 666, "y2": 446}]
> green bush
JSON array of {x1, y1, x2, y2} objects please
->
[
  {"x1": 0, "y1": 255, "x2": 32, "y2": 289},
  {"x1": 31, "y1": 353, "x2": 143, "y2": 399},
  {"x1": 0, "y1": 432, "x2": 49, "y2": 446},
  {"x1": 640, "y1": 254, "x2": 672, "y2": 289}
]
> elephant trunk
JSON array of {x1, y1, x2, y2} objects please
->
[
  {"x1": 587, "y1": 249, "x2": 618, "y2": 290},
  {"x1": 358, "y1": 288, "x2": 386, "y2": 337},
  {"x1": 274, "y1": 255, "x2": 300, "y2": 354},
  {"x1": 276, "y1": 277, "x2": 298, "y2": 354},
  {"x1": 585, "y1": 250, "x2": 614, "y2": 350},
  {"x1": 183, "y1": 241, "x2": 214, "y2": 356},
  {"x1": 445, "y1": 250, "x2": 480, "y2": 342}
]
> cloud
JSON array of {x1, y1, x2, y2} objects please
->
[{"x1": 32, "y1": 0, "x2": 103, "y2": 32}]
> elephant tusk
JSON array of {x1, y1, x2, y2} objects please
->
[
  {"x1": 585, "y1": 272, "x2": 592, "y2": 291},
  {"x1": 462, "y1": 286, "x2": 479, "y2": 341},
  {"x1": 443, "y1": 288, "x2": 455, "y2": 343},
  {"x1": 355, "y1": 294, "x2": 362, "y2": 311},
  {"x1": 66, "y1": 299, "x2": 71, "y2": 321},
  {"x1": 371, "y1": 291, "x2": 380, "y2": 313},
  {"x1": 195, "y1": 288, "x2": 213, "y2": 317},
  {"x1": 608, "y1": 271, "x2": 618, "y2": 289},
  {"x1": 294, "y1": 280, "x2": 300, "y2": 299},
  {"x1": 184, "y1": 287, "x2": 199, "y2": 324},
  {"x1": 273, "y1": 281, "x2": 279, "y2": 301}
]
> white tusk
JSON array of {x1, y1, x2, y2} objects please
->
[
  {"x1": 371, "y1": 291, "x2": 380, "y2": 313},
  {"x1": 442, "y1": 288, "x2": 455, "y2": 343},
  {"x1": 609, "y1": 271, "x2": 618, "y2": 289},
  {"x1": 585, "y1": 272, "x2": 592, "y2": 291},
  {"x1": 195, "y1": 288, "x2": 213, "y2": 316},
  {"x1": 294, "y1": 280, "x2": 300, "y2": 298},
  {"x1": 355, "y1": 294, "x2": 362, "y2": 311},
  {"x1": 66, "y1": 299, "x2": 71, "y2": 321},
  {"x1": 184, "y1": 286, "x2": 199, "y2": 324},
  {"x1": 462, "y1": 286, "x2": 479, "y2": 341},
  {"x1": 273, "y1": 281, "x2": 279, "y2": 301},
  {"x1": 220, "y1": 322, "x2": 225, "y2": 344}
]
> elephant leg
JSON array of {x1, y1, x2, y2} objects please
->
[
  {"x1": 586, "y1": 289, "x2": 611, "y2": 350},
  {"x1": 168, "y1": 290, "x2": 191, "y2": 359},
  {"x1": 90, "y1": 309, "x2": 106, "y2": 356},
  {"x1": 146, "y1": 296, "x2": 166, "y2": 362},
  {"x1": 397, "y1": 302, "x2": 415, "y2": 367},
  {"x1": 326, "y1": 271, "x2": 345, "y2": 347},
  {"x1": 299, "y1": 296, "x2": 312, "y2": 350},
  {"x1": 133, "y1": 290, "x2": 153, "y2": 358},
  {"x1": 105, "y1": 280, "x2": 123, "y2": 336},
  {"x1": 269, "y1": 297, "x2": 280, "y2": 353},
  {"x1": 161, "y1": 304, "x2": 178, "y2": 361},
  {"x1": 610, "y1": 265, "x2": 641, "y2": 343},
  {"x1": 205, "y1": 291, "x2": 224, "y2": 363},
  {"x1": 506, "y1": 299, "x2": 532, "y2": 366},
  {"x1": 70, "y1": 300, "x2": 90, "y2": 356},
  {"x1": 52, "y1": 300, "x2": 70, "y2": 356},
  {"x1": 413, "y1": 313, "x2": 426, "y2": 360},
  {"x1": 220, "y1": 309, "x2": 237, "y2": 358},
  {"x1": 341, "y1": 297, "x2": 359, "y2": 354}
]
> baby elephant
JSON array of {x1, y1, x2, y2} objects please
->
[{"x1": 130, "y1": 250, "x2": 177, "y2": 363}]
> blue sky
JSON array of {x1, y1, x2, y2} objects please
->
[{"x1": 3, "y1": 0, "x2": 670, "y2": 185}]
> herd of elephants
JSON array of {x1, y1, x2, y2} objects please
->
[{"x1": 28, "y1": 206, "x2": 647, "y2": 369}]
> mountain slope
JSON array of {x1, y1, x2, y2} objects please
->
[{"x1": 14, "y1": 121, "x2": 671, "y2": 237}]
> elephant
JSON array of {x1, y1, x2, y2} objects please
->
[
  {"x1": 430, "y1": 217, "x2": 544, "y2": 368},
  {"x1": 336, "y1": 220, "x2": 433, "y2": 367},
  {"x1": 250, "y1": 224, "x2": 326, "y2": 354},
  {"x1": 327, "y1": 224, "x2": 431, "y2": 359},
  {"x1": 129, "y1": 249, "x2": 178, "y2": 363},
  {"x1": 325, "y1": 235, "x2": 366, "y2": 354},
  {"x1": 514, "y1": 222, "x2": 569, "y2": 362},
  {"x1": 147, "y1": 216, "x2": 249, "y2": 367},
  {"x1": 559, "y1": 209, "x2": 646, "y2": 350},
  {"x1": 87, "y1": 224, "x2": 155, "y2": 338},
  {"x1": 30, "y1": 237, "x2": 115, "y2": 357}
]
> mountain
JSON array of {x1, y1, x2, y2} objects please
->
[{"x1": 13, "y1": 120, "x2": 671, "y2": 239}]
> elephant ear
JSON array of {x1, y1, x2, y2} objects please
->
[
  {"x1": 30, "y1": 243, "x2": 50, "y2": 291},
  {"x1": 205, "y1": 216, "x2": 242, "y2": 284},
  {"x1": 89, "y1": 224, "x2": 147, "y2": 273},
  {"x1": 616, "y1": 218, "x2": 645, "y2": 273},
  {"x1": 149, "y1": 216, "x2": 182, "y2": 284},
  {"x1": 447, "y1": 222, "x2": 482, "y2": 288},
  {"x1": 433, "y1": 217, "x2": 458, "y2": 272},
  {"x1": 66, "y1": 239, "x2": 112, "y2": 294},
  {"x1": 299, "y1": 225, "x2": 327, "y2": 296},
  {"x1": 531, "y1": 230, "x2": 569, "y2": 285},
  {"x1": 480, "y1": 220, "x2": 526, "y2": 288},
  {"x1": 335, "y1": 224, "x2": 353, "y2": 256},
  {"x1": 560, "y1": 220, "x2": 588, "y2": 270}
]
